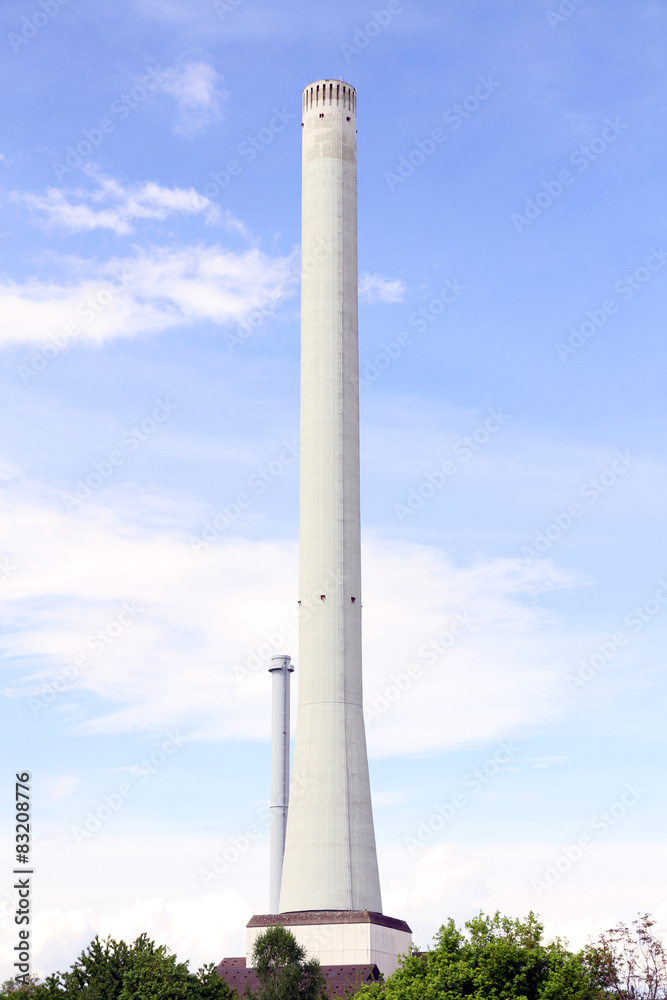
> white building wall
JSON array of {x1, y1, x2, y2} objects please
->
[
  {"x1": 278, "y1": 80, "x2": 382, "y2": 914},
  {"x1": 246, "y1": 922, "x2": 412, "y2": 979}
]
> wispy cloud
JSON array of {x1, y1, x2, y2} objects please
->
[
  {"x1": 13, "y1": 174, "x2": 230, "y2": 235},
  {"x1": 361, "y1": 543, "x2": 585, "y2": 756},
  {"x1": 0, "y1": 243, "x2": 296, "y2": 348},
  {"x1": 28, "y1": 842, "x2": 253, "y2": 979},
  {"x1": 43, "y1": 774, "x2": 80, "y2": 801},
  {"x1": 158, "y1": 61, "x2": 227, "y2": 138},
  {"x1": 1, "y1": 468, "x2": 584, "y2": 748},
  {"x1": 383, "y1": 841, "x2": 667, "y2": 954},
  {"x1": 359, "y1": 271, "x2": 406, "y2": 304}
]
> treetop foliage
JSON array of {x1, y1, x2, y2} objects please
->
[
  {"x1": 583, "y1": 913, "x2": 667, "y2": 1000},
  {"x1": 251, "y1": 924, "x2": 328, "y2": 1000},
  {"x1": 1, "y1": 934, "x2": 233, "y2": 1000},
  {"x1": 3, "y1": 913, "x2": 665, "y2": 1000},
  {"x1": 351, "y1": 911, "x2": 667, "y2": 1000}
]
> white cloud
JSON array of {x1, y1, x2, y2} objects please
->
[
  {"x1": 0, "y1": 831, "x2": 260, "y2": 976},
  {"x1": 0, "y1": 242, "x2": 296, "y2": 348},
  {"x1": 382, "y1": 841, "x2": 667, "y2": 952},
  {"x1": 0, "y1": 469, "x2": 583, "y2": 748},
  {"x1": 95, "y1": 892, "x2": 249, "y2": 967},
  {"x1": 362, "y1": 543, "x2": 584, "y2": 756},
  {"x1": 43, "y1": 775, "x2": 80, "y2": 801},
  {"x1": 5, "y1": 832, "x2": 665, "y2": 979},
  {"x1": 359, "y1": 271, "x2": 406, "y2": 304},
  {"x1": 159, "y1": 62, "x2": 227, "y2": 138},
  {"x1": 30, "y1": 891, "x2": 250, "y2": 977},
  {"x1": 13, "y1": 174, "x2": 235, "y2": 235},
  {"x1": 0, "y1": 469, "x2": 661, "y2": 978},
  {"x1": 0, "y1": 472, "x2": 298, "y2": 739}
]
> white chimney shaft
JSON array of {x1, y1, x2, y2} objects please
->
[
  {"x1": 268, "y1": 654, "x2": 293, "y2": 914},
  {"x1": 278, "y1": 80, "x2": 382, "y2": 914}
]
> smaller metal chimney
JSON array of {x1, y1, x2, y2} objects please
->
[{"x1": 268, "y1": 654, "x2": 294, "y2": 914}]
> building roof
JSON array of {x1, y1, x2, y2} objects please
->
[
  {"x1": 247, "y1": 910, "x2": 411, "y2": 933},
  {"x1": 216, "y1": 958, "x2": 381, "y2": 998}
]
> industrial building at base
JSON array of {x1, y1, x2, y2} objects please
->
[
  {"x1": 246, "y1": 912, "x2": 412, "y2": 976},
  {"x1": 218, "y1": 79, "x2": 411, "y2": 994}
]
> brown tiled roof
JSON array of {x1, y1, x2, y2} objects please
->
[
  {"x1": 217, "y1": 964, "x2": 259, "y2": 993},
  {"x1": 321, "y1": 964, "x2": 381, "y2": 996},
  {"x1": 216, "y1": 959, "x2": 381, "y2": 998},
  {"x1": 247, "y1": 910, "x2": 411, "y2": 933}
]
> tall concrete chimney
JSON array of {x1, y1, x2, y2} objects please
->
[
  {"x1": 279, "y1": 79, "x2": 381, "y2": 914},
  {"x1": 245, "y1": 81, "x2": 411, "y2": 978},
  {"x1": 268, "y1": 654, "x2": 293, "y2": 915}
]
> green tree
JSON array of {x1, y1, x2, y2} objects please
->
[
  {"x1": 0, "y1": 975, "x2": 43, "y2": 997},
  {"x1": 585, "y1": 913, "x2": 667, "y2": 999},
  {"x1": 195, "y1": 963, "x2": 237, "y2": 1000},
  {"x1": 119, "y1": 950, "x2": 233, "y2": 1000},
  {"x1": 251, "y1": 924, "x2": 327, "y2": 1000},
  {"x1": 32, "y1": 934, "x2": 157, "y2": 998},
  {"x1": 16, "y1": 934, "x2": 233, "y2": 1000},
  {"x1": 353, "y1": 911, "x2": 597, "y2": 1000},
  {"x1": 117, "y1": 945, "x2": 198, "y2": 1000}
]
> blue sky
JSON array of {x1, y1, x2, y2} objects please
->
[{"x1": 1, "y1": 0, "x2": 666, "y2": 979}]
